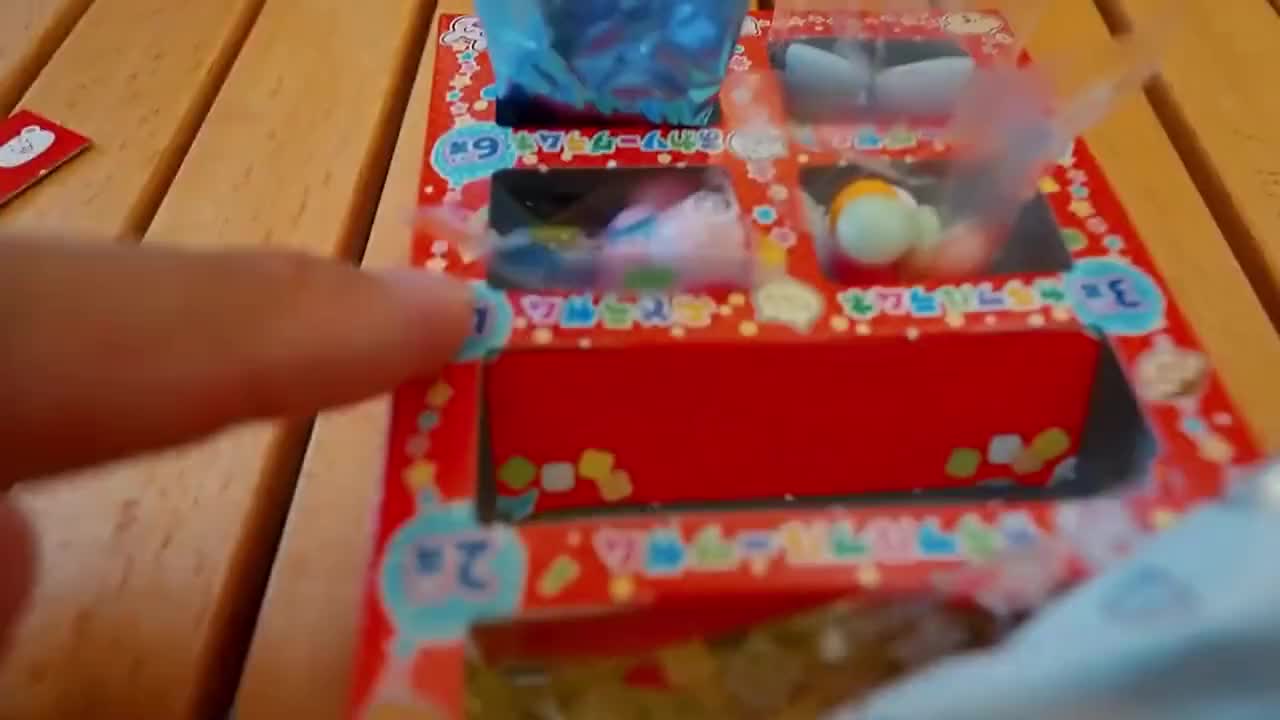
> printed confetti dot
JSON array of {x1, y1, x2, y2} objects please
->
[
  {"x1": 560, "y1": 150, "x2": 573, "y2": 162},
  {"x1": 536, "y1": 555, "x2": 581, "y2": 598},
  {"x1": 425, "y1": 381, "x2": 453, "y2": 408},
  {"x1": 521, "y1": 154, "x2": 538, "y2": 165},
  {"x1": 577, "y1": 449, "x2": 615, "y2": 482},
  {"x1": 797, "y1": 153, "x2": 810, "y2": 164},
  {"x1": 567, "y1": 530, "x2": 582, "y2": 547},
  {"x1": 1051, "y1": 306, "x2": 1072, "y2": 322},
  {"x1": 404, "y1": 434, "x2": 430, "y2": 458},
  {"x1": 537, "y1": 164, "x2": 549, "y2": 173},
  {"x1": 1027, "y1": 313, "x2": 1046, "y2": 328},
  {"x1": 1197, "y1": 433, "x2": 1236, "y2": 464},
  {"x1": 472, "y1": 100, "x2": 489, "y2": 111},
  {"x1": 541, "y1": 462, "x2": 575, "y2": 493},
  {"x1": 609, "y1": 575, "x2": 636, "y2": 603},
  {"x1": 1103, "y1": 234, "x2": 1126, "y2": 250},
  {"x1": 417, "y1": 411, "x2": 440, "y2": 431},
  {"x1": 577, "y1": 337, "x2": 592, "y2": 349},
  {"x1": 945, "y1": 314, "x2": 965, "y2": 328},
  {"x1": 498, "y1": 456, "x2": 537, "y2": 490},
  {"x1": 855, "y1": 322, "x2": 872, "y2": 336},
  {"x1": 738, "y1": 320, "x2": 759, "y2": 337},
  {"x1": 945, "y1": 448, "x2": 981, "y2": 479},
  {"x1": 1151, "y1": 508, "x2": 1179, "y2": 531},
  {"x1": 987, "y1": 434, "x2": 1023, "y2": 465},
  {"x1": 1061, "y1": 228, "x2": 1087, "y2": 251},
  {"x1": 771, "y1": 227, "x2": 797, "y2": 247},
  {"x1": 403, "y1": 460, "x2": 437, "y2": 491},
  {"x1": 1212, "y1": 412, "x2": 1234, "y2": 427},
  {"x1": 768, "y1": 184, "x2": 789, "y2": 202},
  {"x1": 985, "y1": 315, "x2": 998, "y2": 326},
  {"x1": 829, "y1": 315, "x2": 851, "y2": 332},
  {"x1": 752, "y1": 205, "x2": 778, "y2": 225},
  {"x1": 1031, "y1": 427, "x2": 1071, "y2": 461},
  {"x1": 670, "y1": 326, "x2": 686, "y2": 339},
  {"x1": 429, "y1": 239, "x2": 448, "y2": 255},
  {"x1": 748, "y1": 557, "x2": 770, "y2": 576},
  {"x1": 606, "y1": 159, "x2": 618, "y2": 169},
  {"x1": 905, "y1": 327, "x2": 921, "y2": 341},
  {"x1": 425, "y1": 257, "x2": 447, "y2": 272},
  {"x1": 1086, "y1": 217, "x2": 1109, "y2": 234},
  {"x1": 1069, "y1": 200, "x2": 1095, "y2": 218},
  {"x1": 675, "y1": 161, "x2": 688, "y2": 169},
  {"x1": 599, "y1": 469, "x2": 633, "y2": 502},
  {"x1": 657, "y1": 153, "x2": 673, "y2": 165},
  {"x1": 857, "y1": 564, "x2": 882, "y2": 588},
  {"x1": 718, "y1": 305, "x2": 733, "y2": 316},
  {"x1": 728, "y1": 292, "x2": 747, "y2": 307},
  {"x1": 1013, "y1": 449, "x2": 1045, "y2": 475},
  {"x1": 532, "y1": 327, "x2": 553, "y2": 345}
]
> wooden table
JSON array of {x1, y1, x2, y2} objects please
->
[{"x1": 2, "y1": 1, "x2": 1278, "y2": 718}]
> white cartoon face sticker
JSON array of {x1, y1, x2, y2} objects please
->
[
  {"x1": 0, "y1": 126, "x2": 56, "y2": 169},
  {"x1": 941, "y1": 12, "x2": 1004, "y2": 35},
  {"x1": 441, "y1": 16, "x2": 487, "y2": 52}
]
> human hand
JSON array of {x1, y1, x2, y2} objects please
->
[{"x1": 0, "y1": 237, "x2": 471, "y2": 656}]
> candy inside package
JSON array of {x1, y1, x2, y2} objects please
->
[
  {"x1": 474, "y1": 0, "x2": 751, "y2": 127},
  {"x1": 423, "y1": 167, "x2": 768, "y2": 293},
  {"x1": 465, "y1": 461, "x2": 1280, "y2": 720},
  {"x1": 733, "y1": 0, "x2": 1185, "y2": 285}
]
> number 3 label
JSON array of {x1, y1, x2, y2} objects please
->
[{"x1": 1067, "y1": 258, "x2": 1166, "y2": 336}]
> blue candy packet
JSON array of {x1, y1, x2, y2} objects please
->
[{"x1": 475, "y1": 0, "x2": 750, "y2": 127}]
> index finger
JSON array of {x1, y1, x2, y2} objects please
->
[{"x1": 0, "y1": 238, "x2": 471, "y2": 486}]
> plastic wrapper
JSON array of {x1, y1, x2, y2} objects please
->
[
  {"x1": 421, "y1": 167, "x2": 766, "y2": 293},
  {"x1": 464, "y1": 460, "x2": 1280, "y2": 720},
  {"x1": 474, "y1": 0, "x2": 750, "y2": 127},
  {"x1": 723, "y1": 0, "x2": 1185, "y2": 285}
]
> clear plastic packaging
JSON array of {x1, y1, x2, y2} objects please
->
[
  {"x1": 474, "y1": 0, "x2": 751, "y2": 127},
  {"x1": 728, "y1": 0, "x2": 1185, "y2": 284}
]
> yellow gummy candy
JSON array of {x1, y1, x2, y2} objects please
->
[
  {"x1": 658, "y1": 642, "x2": 720, "y2": 688},
  {"x1": 578, "y1": 449, "x2": 615, "y2": 482},
  {"x1": 536, "y1": 555, "x2": 581, "y2": 598},
  {"x1": 1030, "y1": 428, "x2": 1071, "y2": 461}
]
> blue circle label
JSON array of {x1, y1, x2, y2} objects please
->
[
  {"x1": 1067, "y1": 258, "x2": 1166, "y2": 336},
  {"x1": 378, "y1": 501, "x2": 526, "y2": 652},
  {"x1": 457, "y1": 281, "x2": 513, "y2": 361},
  {"x1": 430, "y1": 122, "x2": 516, "y2": 187}
]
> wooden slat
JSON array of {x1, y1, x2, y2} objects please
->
[
  {"x1": 0, "y1": 0, "x2": 94, "y2": 115},
  {"x1": 0, "y1": 0, "x2": 263, "y2": 237},
  {"x1": 1030, "y1": 3, "x2": 1280, "y2": 447},
  {"x1": 1100, "y1": 0, "x2": 1280, "y2": 322},
  {"x1": 0, "y1": 1, "x2": 431, "y2": 718},
  {"x1": 231, "y1": 6, "x2": 449, "y2": 717}
]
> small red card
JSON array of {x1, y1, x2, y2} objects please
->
[{"x1": 0, "y1": 110, "x2": 91, "y2": 207}]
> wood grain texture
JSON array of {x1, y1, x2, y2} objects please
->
[
  {"x1": 1100, "y1": 0, "x2": 1280, "y2": 322},
  {"x1": 232, "y1": 6, "x2": 451, "y2": 717},
  {"x1": 0, "y1": 0, "x2": 432, "y2": 718},
  {"x1": 234, "y1": 1, "x2": 758, "y2": 716},
  {"x1": 0, "y1": 0, "x2": 94, "y2": 115},
  {"x1": 1031, "y1": 2, "x2": 1280, "y2": 447},
  {"x1": 0, "y1": 0, "x2": 263, "y2": 237}
]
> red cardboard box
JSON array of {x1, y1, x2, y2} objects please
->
[{"x1": 348, "y1": 11, "x2": 1258, "y2": 719}]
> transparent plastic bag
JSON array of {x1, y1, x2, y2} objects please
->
[
  {"x1": 726, "y1": 0, "x2": 1184, "y2": 284},
  {"x1": 474, "y1": 0, "x2": 751, "y2": 127}
]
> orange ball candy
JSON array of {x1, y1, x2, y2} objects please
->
[{"x1": 828, "y1": 179, "x2": 907, "y2": 230}]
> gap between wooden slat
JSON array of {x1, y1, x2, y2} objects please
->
[
  {"x1": 1093, "y1": 0, "x2": 1280, "y2": 329},
  {"x1": 187, "y1": 9, "x2": 438, "y2": 720},
  {"x1": 123, "y1": 0, "x2": 267, "y2": 238},
  {"x1": 1, "y1": 0, "x2": 95, "y2": 116}
]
